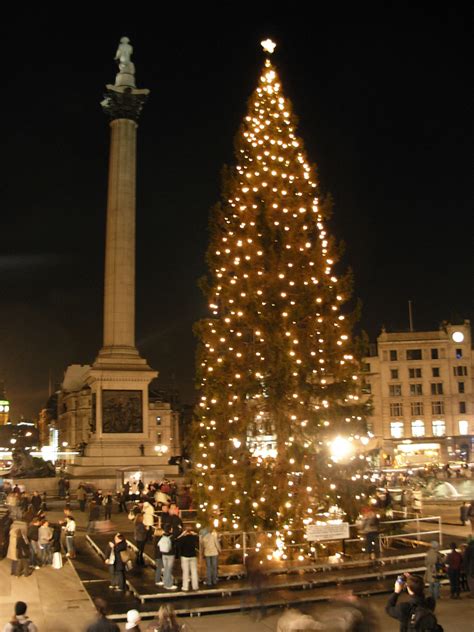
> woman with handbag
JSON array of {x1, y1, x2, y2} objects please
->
[{"x1": 113, "y1": 533, "x2": 129, "y2": 591}]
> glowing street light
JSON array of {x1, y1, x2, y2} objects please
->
[{"x1": 329, "y1": 436, "x2": 354, "y2": 462}]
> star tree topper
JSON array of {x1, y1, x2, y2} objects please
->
[{"x1": 261, "y1": 38, "x2": 276, "y2": 54}]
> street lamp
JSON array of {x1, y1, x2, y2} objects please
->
[{"x1": 329, "y1": 436, "x2": 354, "y2": 463}]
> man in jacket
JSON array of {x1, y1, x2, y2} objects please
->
[
  {"x1": 386, "y1": 574, "x2": 436, "y2": 632},
  {"x1": 27, "y1": 518, "x2": 41, "y2": 569}
]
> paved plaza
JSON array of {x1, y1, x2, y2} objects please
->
[{"x1": 0, "y1": 500, "x2": 473, "y2": 631}]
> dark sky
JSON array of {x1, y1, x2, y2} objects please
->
[{"x1": 1, "y1": 9, "x2": 471, "y2": 420}]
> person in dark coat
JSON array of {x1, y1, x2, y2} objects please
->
[
  {"x1": 103, "y1": 494, "x2": 113, "y2": 521},
  {"x1": 446, "y1": 541, "x2": 463, "y2": 598},
  {"x1": 386, "y1": 574, "x2": 436, "y2": 632},
  {"x1": 30, "y1": 491, "x2": 42, "y2": 515},
  {"x1": 15, "y1": 529, "x2": 31, "y2": 577},
  {"x1": 112, "y1": 533, "x2": 128, "y2": 591},
  {"x1": 134, "y1": 515, "x2": 147, "y2": 566}
]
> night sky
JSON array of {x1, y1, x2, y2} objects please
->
[{"x1": 1, "y1": 9, "x2": 471, "y2": 420}]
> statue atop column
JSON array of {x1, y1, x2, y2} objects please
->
[
  {"x1": 114, "y1": 36, "x2": 136, "y2": 88},
  {"x1": 102, "y1": 36, "x2": 149, "y2": 122}
]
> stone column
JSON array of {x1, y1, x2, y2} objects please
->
[
  {"x1": 96, "y1": 84, "x2": 150, "y2": 365},
  {"x1": 103, "y1": 117, "x2": 137, "y2": 352}
]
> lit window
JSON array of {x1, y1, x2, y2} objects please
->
[
  {"x1": 459, "y1": 420, "x2": 469, "y2": 435},
  {"x1": 390, "y1": 421, "x2": 404, "y2": 438},
  {"x1": 411, "y1": 420, "x2": 425, "y2": 437},
  {"x1": 432, "y1": 420, "x2": 446, "y2": 437}
]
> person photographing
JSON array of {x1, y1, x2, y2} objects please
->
[{"x1": 385, "y1": 573, "x2": 443, "y2": 631}]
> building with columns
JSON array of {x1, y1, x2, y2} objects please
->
[{"x1": 362, "y1": 320, "x2": 473, "y2": 465}]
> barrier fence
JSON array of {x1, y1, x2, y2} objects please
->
[{"x1": 214, "y1": 515, "x2": 442, "y2": 566}]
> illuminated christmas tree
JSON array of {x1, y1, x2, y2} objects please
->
[{"x1": 192, "y1": 40, "x2": 372, "y2": 555}]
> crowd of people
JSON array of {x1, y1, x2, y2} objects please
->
[
  {"x1": 2, "y1": 473, "x2": 474, "y2": 630},
  {"x1": 0, "y1": 483, "x2": 75, "y2": 577}
]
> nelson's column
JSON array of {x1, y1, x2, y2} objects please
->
[{"x1": 64, "y1": 38, "x2": 178, "y2": 475}]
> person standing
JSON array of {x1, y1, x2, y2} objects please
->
[
  {"x1": 117, "y1": 488, "x2": 128, "y2": 513},
  {"x1": 142, "y1": 501, "x2": 155, "y2": 536},
  {"x1": 63, "y1": 515, "x2": 76, "y2": 558},
  {"x1": 176, "y1": 528, "x2": 199, "y2": 591},
  {"x1": 463, "y1": 536, "x2": 474, "y2": 598},
  {"x1": 446, "y1": 541, "x2": 462, "y2": 599},
  {"x1": 424, "y1": 540, "x2": 443, "y2": 602},
  {"x1": 358, "y1": 508, "x2": 380, "y2": 559},
  {"x1": 200, "y1": 525, "x2": 221, "y2": 586},
  {"x1": 2, "y1": 601, "x2": 38, "y2": 632},
  {"x1": 27, "y1": 518, "x2": 41, "y2": 569},
  {"x1": 14, "y1": 529, "x2": 31, "y2": 577},
  {"x1": 38, "y1": 519, "x2": 53, "y2": 566},
  {"x1": 103, "y1": 494, "x2": 113, "y2": 521},
  {"x1": 152, "y1": 526, "x2": 164, "y2": 586},
  {"x1": 77, "y1": 485, "x2": 87, "y2": 513},
  {"x1": 112, "y1": 533, "x2": 128, "y2": 592},
  {"x1": 467, "y1": 500, "x2": 474, "y2": 534},
  {"x1": 160, "y1": 526, "x2": 177, "y2": 591},
  {"x1": 30, "y1": 491, "x2": 42, "y2": 515},
  {"x1": 385, "y1": 574, "x2": 438, "y2": 631},
  {"x1": 134, "y1": 514, "x2": 147, "y2": 566}
]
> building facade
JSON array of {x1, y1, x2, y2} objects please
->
[{"x1": 363, "y1": 320, "x2": 473, "y2": 465}]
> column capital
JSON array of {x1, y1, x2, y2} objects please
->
[{"x1": 101, "y1": 84, "x2": 150, "y2": 123}]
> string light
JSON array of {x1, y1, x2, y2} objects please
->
[{"x1": 192, "y1": 38, "x2": 370, "y2": 559}]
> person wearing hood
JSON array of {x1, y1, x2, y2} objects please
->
[
  {"x1": 424, "y1": 540, "x2": 444, "y2": 602},
  {"x1": 125, "y1": 609, "x2": 141, "y2": 631}
]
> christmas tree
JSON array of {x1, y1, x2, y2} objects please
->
[{"x1": 192, "y1": 39, "x2": 372, "y2": 558}]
